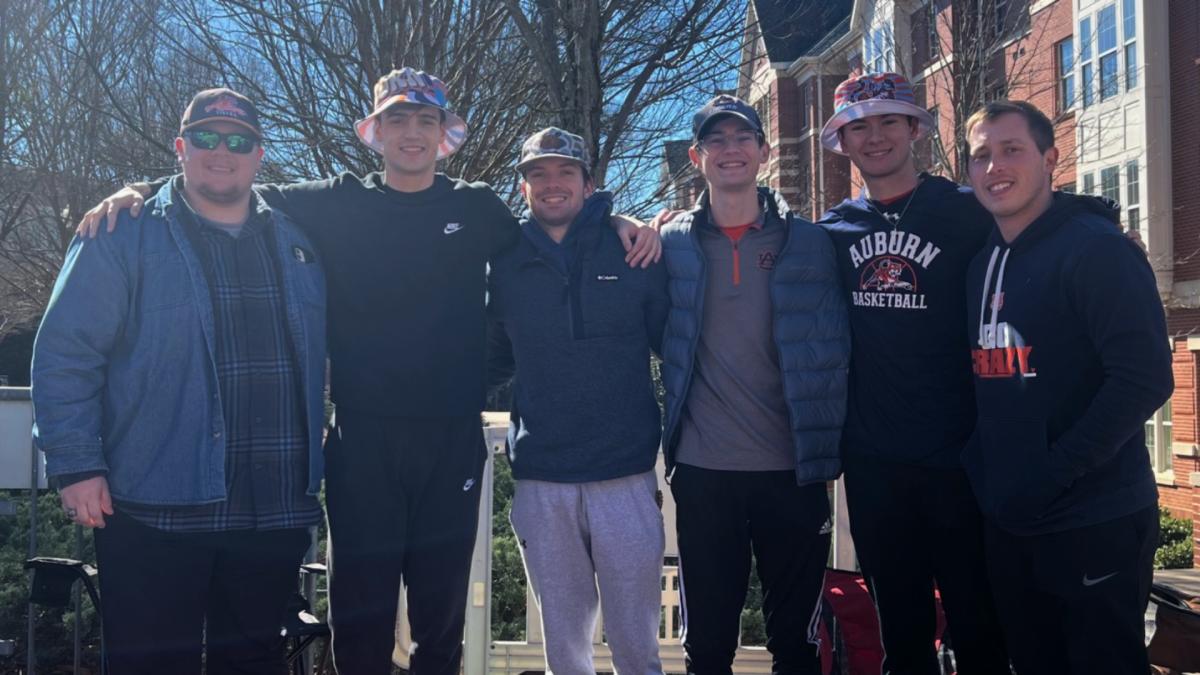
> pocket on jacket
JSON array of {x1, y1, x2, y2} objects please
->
[{"x1": 967, "y1": 416, "x2": 1066, "y2": 525}]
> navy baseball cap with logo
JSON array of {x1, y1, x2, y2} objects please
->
[
  {"x1": 692, "y1": 94, "x2": 764, "y2": 142},
  {"x1": 179, "y1": 88, "x2": 262, "y2": 138}
]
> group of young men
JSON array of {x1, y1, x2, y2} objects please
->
[{"x1": 30, "y1": 65, "x2": 1171, "y2": 675}]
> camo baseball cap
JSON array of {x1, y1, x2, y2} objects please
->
[
  {"x1": 354, "y1": 67, "x2": 468, "y2": 159},
  {"x1": 820, "y1": 72, "x2": 935, "y2": 155},
  {"x1": 515, "y1": 127, "x2": 590, "y2": 174},
  {"x1": 179, "y1": 88, "x2": 262, "y2": 137}
]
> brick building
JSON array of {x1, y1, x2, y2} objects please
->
[{"x1": 663, "y1": 0, "x2": 1200, "y2": 563}]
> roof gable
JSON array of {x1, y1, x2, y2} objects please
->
[{"x1": 749, "y1": 0, "x2": 854, "y2": 64}]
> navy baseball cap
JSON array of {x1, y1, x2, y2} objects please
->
[
  {"x1": 692, "y1": 94, "x2": 763, "y2": 141},
  {"x1": 180, "y1": 88, "x2": 262, "y2": 138}
]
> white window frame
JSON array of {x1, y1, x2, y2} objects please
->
[
  {"x1": 1147, "y1": 402, "x2": 1173, "y2": 480},
  {"x1": 1122, "y1": 0, "x2": 1137, "y2": 91},
  {"x1": 1100, "y1": 165, "x2": 1120, "y2": 204},
  {"x1": 1097, "y1": 4, "x2": 1119, "y2": 101},
  {"x1": 1057, "y1": 37, "x2": 1075, "y2": 112},
  {"x1": 1079, "y1": 16, "x2": 1094, "y2": 108},
  {"x1": 1125, "y1": 160, "x2": 1140, "y2": 232}
]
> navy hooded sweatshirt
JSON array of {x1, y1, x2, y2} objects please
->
[
  {"x1": 964, "y1": 193, "x2": 1172, "y2": 536},
  {"x1": 819, "y1": 174, "x2": 991, "y2": 467},
  {"x1": 486, "y1": 192, "x2": 670, "y2": 482}
]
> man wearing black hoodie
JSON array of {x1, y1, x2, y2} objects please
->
[
  {"x1": 816, "y1": 73, "x2": 1009, "y2": 674},
  {"x1": 965, "y1": 100, "x2": 1172, "y2": 674}
]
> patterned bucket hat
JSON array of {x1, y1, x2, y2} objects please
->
[
  {"x1": 819, "y1": 72, "x2": 935, "y2": 155},
  {"x1": 354, "y1": 68, "x2": 468, "y2": 159},
  {"x1": 515, "y1": 127, "x2": 590, "y2": 174}
]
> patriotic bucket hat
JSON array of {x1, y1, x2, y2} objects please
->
[
  {"x1": 820, "y1": 72, "x2": 935, "y2": 155},
  {"x1": 354, "y1": 68, "x2": 468, "y2": 159}
]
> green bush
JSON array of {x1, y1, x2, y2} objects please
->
[
  {"x1": 0, "y1": 489, "x2": 101, "y2": 672},
  {"x1": 1156, "y1": 509, "x2": 1194, "y2": 570}
]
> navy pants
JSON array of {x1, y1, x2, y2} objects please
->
[
  {"x1": 324, "y1": 411, "x2": 486, "y2": 675},
  {"x1": 94, "y1": 510, "x2": 309, "y2": 675}
]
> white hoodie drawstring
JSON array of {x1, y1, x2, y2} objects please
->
[
  {"x1": 977, "y1": 245, "x2": 1011, "y2": 348},
  {"x1": 989, "y1": 249, "x2": 1011, "y2": 348},
  {"x1": 977, "y1": 246, "x2": 1000, "y2": 347}
]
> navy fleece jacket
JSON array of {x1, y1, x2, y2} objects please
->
[
  {"x1": 487, "y1": 192, "x2": 669, "y2": 482},
  {"x1": 964, "y1": 193, "x2": 1172, "y2": 535}
]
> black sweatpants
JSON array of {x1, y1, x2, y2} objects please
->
[
  {"x1": 324, "y1": 410, "x2": 487, "y2": 675},
  {"x1": 93, "y1": 510, "x2": 310, "y2": 675},
  {"x1": 671, "y1": 463, "x2": 831, "y2": 675},
  {"x1": 842, "y1": 452, "x2": 1010, "y2": 675},
  {"x1": 985, "y1": 505, "x2": 1158, "y2": 675}
]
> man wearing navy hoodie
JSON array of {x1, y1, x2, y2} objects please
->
[
  {"x1": 816, "y1": 73, "x2": 1009, "y2": 674},
  {"x1": 487, "y1": 128, "x2": 669, "y2": 675},
  {"x1": 965, "y1": 100, "x2": 1172, "y2": 674}
]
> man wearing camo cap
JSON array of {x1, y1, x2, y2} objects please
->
[
  {"x1": 487, "y1": 127, "x2": 669, "y2": 674},
  {"x1": 76, "y1": 69, "x2": 661, "y2": 675}
]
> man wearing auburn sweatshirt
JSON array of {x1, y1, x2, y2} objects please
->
[
  {"x1": 816, "y1": 73, "x2": 1009, "y2": 675},
  {"x1": 965, "y1": 100, "x2": 1172, "y2": 674}
]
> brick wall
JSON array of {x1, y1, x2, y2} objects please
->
[
  {"x1": 1170, "y1": 1, "x2": 1200, "y2": 284},
  {"x1": 1165, "y1": 309, "x2": 1200, "y2": 564}
]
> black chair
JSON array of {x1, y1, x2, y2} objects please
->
[
  {"x1": 283, "y1": 562, "x2": 332, "y2": 675},
  {"x1": 24, "y1": 556, "x2": 106, "y2": 675}
]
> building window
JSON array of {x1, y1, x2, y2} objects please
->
[
  {"x1": 911, "y1": 4, "x2": 941, "y2": 68},
  {"x1": 1125, "y1": 160, "x2": 1140, "y2": 232},
  {"x1": 1058, "y1": 182, "x2": 1076, "y2": 194},
  {"x1": 798, "y1": 81, "x2": 809, "y2": 131},
  {"x1": 1082, "y1": 172, "x2": 1095, "y2": 195},
  {"x1": 994, "y1": 0, "x2": 1010, "y2": 37},
  {"x1": 753, "y1": 92, "x2": 772, "y2": 143},
  {"x1": 1056, "y1": 38, "x2": 1075, "y2": 112},
  {"x1": 1100, "y1": 165, "x2": 1120, "y2": 203},
  {"x1": 1080, "y1": 17, "x2": 1094, "y2": 107},
  {"x1": 865, "y1": 26, "x2": 893, "y2": 74},
  {"x1": 1147, "y1": 402, "x2": 1174, "y2": 475},
  {"x1": 1097, "y1": 5, "x2": 1119, "y2": 100},
  {"x1": 1123, "y1": 0, "x2": 1137, "y2": 90},
  {"x1": 797, "y1": 163, "x2": 813, "y2": 216},
  {"x1": 928, "y1": 105, "x2": 943, "y2": 169}
]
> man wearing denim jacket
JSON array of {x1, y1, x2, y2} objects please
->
[{"x1": 31, "y1": 89, "x2": 326, "y2": 674}]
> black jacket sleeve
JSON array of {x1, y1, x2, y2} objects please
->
[{"x1": 1047, "y1": 233, "x2": 1174, "y2": 484}]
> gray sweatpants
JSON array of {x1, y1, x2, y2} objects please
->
[{"x1": 509, "y1": 470, "x2": 666, "y2": 675}]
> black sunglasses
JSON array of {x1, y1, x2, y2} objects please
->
[{"x1": 184, "y1": 129, "x2": 258, "y2": 154}]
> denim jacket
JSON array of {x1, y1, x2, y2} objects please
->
[{"x1": 32, "y1": 179, "x2": 327, "y2": 505}]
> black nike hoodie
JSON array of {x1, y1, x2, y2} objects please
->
[{"x1": 964, "y1": 192, "x2": 1172, "y2": 536}]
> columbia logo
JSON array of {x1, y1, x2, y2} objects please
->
[
  {"x1": 596, "y1": 275, "x2": 619, "y2": 281},
  {"x1": 444, "y1": 222, "x2": 463, "y2": 235}
]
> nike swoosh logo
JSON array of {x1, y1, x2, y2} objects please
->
[{"x1": 1082, "y1": 572, "x2": 1118, "y2": 587}]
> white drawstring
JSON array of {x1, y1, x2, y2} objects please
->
[
  {"x1": 977, "y1": 246, "x2": 1000, "y2": 347},
  {"x1": 989, "y1": 248, "x2": 1011, "y2": 348}
]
